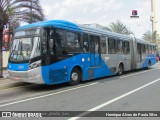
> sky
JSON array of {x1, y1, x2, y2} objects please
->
[{"x1": 40, "y1": 0, "x2": 152, "y2": 38}]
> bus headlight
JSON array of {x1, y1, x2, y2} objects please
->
[{"x1": 28, "y1": 60, "x2": 41, "y2": 70}]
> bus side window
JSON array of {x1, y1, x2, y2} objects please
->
[
  {"x1": 90, "y1": 35, "x2": 100, "y2": 53},
  {"x1": 49, "y1": 29, "x2": 54, "y2": 55},
  {"x1": 154, "y1": 46, "x2": 156, "y2": 54},
  {"x1": 137, "y1": 43, "x2": 141, "y2": 54},
  {"x1": 123, "y1": 41, "x2": 130, "y2": 54},
  {"x1": 83, "y1": 34, "x2": 89, "y2": 53},
  {"x1": 66, "y1": 32, "x2": 81, "y2": 52},
  {"x1": 152, "y1": 46, "x2": 154, "y2": 54},
  {"x1": 108, "y1": 38, "x2": 116, "y2": 54},
  {"x1": 48, "y1": 29, "x2": 66, "y2": 55},
  {"x1": 145, "y1": 45, "x2": 148, "y2": 54},
  {"x1": 151, "y1": 45, "x2": 153, "y2": 54},
  {"x1": 148, "y1": 45, "x2": 150, "y2": 54},
  {"x1": 55, "y1": 29, "x2": 66, "y2": 54},
  {"x1": 117, "y1": 40, "x2": 123, "y2": 54},
  {"x1": 90, "y1": 36, "x2": 95, "y2": 53},
  {"x1": 42, "y1": 30, "x2": 47, "y2": 55},
  {"x1": 101, "y1": 37, "x2": 106, "y2": 54},
  {"x1": 149, "y1": 45, "x2": 151, "y2": 54},
  {"x1": 142, "y1": 44, "x2": 146, "y2": 54}
]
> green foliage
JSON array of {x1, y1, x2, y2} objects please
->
[
  {"x1": 103, "y1": 20, "x2": 133, "y2": 35},
  {"x1": 0, "y1": 0, "x2": 45, "y2": 29},
  {"x1": 0, "y1": 0, "x2": 45, "y2": 76},
  {"x1": 142, "y1": 31, "x2": 159, "y2": 44}
]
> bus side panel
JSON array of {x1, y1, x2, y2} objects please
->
[
  {"x1": 41, "y1": 53, "x2": 115, "y2": 85},
  {"x1": 92, "y1": 56, "x2": 115, "y2": 79},
  {"x1": 141, "y1": 54, "x2": 149, "y2": 68},
  {"x1": 123, "y1": 53, "x2": 131, "y2": 71},
  {"x1": 137, "y1": 53, "x2": 147, "y2": 69},
  {"x1": 41, "y1": 54, "x2": 91, "y2": 85},
  {"x1": 41, "y1": 66, "x2": 50, "y2": 84},
  {"x1": 150, "y1": 54, "x2": 157, "y2": 65},
  {"x1": 102, "y1": 54, "x2": 118, "y2": 74},
  {"x1": 141, "y1": 54, "x2": 157, "y2": 68}
]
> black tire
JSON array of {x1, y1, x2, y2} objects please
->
[
  {"x1": 69, "y1": 68, "x2": 81, "y2": 85},
  {"x1": 147, "y1": 61, "x2": 151, "y2": 69},
  {"x1": 117, "y1": 64, "x2": 123, "y2": 76}
]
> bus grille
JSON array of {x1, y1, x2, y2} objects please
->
[{"x1": 49, "y1": 69, "x2": 68, "y2": 82}]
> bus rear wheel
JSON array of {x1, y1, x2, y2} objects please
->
[
  {"x1": 147, "y1": 61, "x2": 151, "y2": 69},
  {"x1": 69, "y1": 68, "x2": 81, "y2": 85},
  {"x1": 117, "y1": 64, "x2": 124, "y2": 76}
]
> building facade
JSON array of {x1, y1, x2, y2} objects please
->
[{"x1": 151, "y1": 0, "x2": 160, "y2": 51}]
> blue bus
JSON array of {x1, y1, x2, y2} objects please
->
[{"x1": 8, "y1": 20, "x2": 157, "y2": 85}]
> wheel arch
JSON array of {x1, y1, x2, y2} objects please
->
[
  {"x1": 70, "y1": 65, "x2": 83, "y2": 81},
  {"x1": 117, "y1": 62, "x2": 124, "y2": 72}
]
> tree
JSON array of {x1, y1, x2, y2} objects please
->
[
  {"x1": 0, "y1": 0, "x2": 45, "y2": 78},
  {"x1": 103, "y1": 20, "x2": 133, "y2": 35},
  {"x1": 142, "y1": 31, "x2": 159, "y2": 43}
]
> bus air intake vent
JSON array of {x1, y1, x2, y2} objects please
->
[{"x1": 49, "y1": 69, "x2": 67, "y2": 82}]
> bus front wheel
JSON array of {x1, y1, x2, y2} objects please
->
[{"x1": 69, "y1": 68, "x2": 81, "y2": 85}]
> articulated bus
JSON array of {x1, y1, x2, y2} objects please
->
[{"x1": 8, "y1": 20, "x2": 157, "y2": 85}]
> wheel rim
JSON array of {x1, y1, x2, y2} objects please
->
[
  {"x1": 148, "y1": 63, "x2": 151, "y2": 68},
  {"x1": 118, "y1": 66, "x2": 123, "y2": 75},
  {"x1": 71, "y1": 72, "x2": 79, "y2": 81}
]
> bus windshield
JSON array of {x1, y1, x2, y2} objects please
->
[{"x1": 9, "y1": 37, "x2": 41, "y2": 62}]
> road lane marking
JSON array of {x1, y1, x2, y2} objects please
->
[
  {"x1": 68, "y1": 78, "x2": 160, "y2": 120},
  {"x1": 0, "y1": 82, "x2": 98, "y2": 108},
  {"x1": 119, "y1": 68, "x2": 159, "y2": 79}
]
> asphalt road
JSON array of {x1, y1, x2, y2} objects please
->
[{"x1": 0, "y1": 63, "x2": 160, "y2": 120}]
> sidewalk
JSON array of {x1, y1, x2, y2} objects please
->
[
  {"x1": 3, "y1": 69, "x2": 9, "y2": 78},
  {"x1": 0, "y1": 70, "x2": 11, "y2": 84}
]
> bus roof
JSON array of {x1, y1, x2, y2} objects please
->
[
  {"x1": 16, "y1": 20, "x2": 131, "y2": 40},
  {"x1": 16, "y1": 20, "x2": 82, "y2": 32},
  {"x1": 16, "y1": 20, "x2": 155, "y2": 45},
  {"x1": 136, "y1": 38, "x2": 156, "y2": 46}
]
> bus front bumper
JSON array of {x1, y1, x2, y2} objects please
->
[{"x1": 8, "y1": 67, "x2": 44, "y2": 84}]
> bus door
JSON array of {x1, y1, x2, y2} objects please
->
[
  {"x1": 130, "y1": 37, "x2": 137, "y2": 70},
  {"x1": 41, "y1": 27, "x2": 50, "y2": 83},
  {"x1": 123, "y1": 41, "x2": 131, "y2": 71},
  {"x1": 41, "y1": 27, "x2": 61, "y2": 82},
  {"x1": 89, "y1": 35, "x2": 101, "y2": 67},
  {"x1": 137, "y1": 43, "x2": 142, "y2": 68},
  {"x1": 42, "y1": 27, "x2": 67, "y2": 83}
]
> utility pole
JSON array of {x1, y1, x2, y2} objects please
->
[
  {"x1": 151, "y1": 0, "x2": 156, "y2": 33},
  {"x1": 0, "y1": 20, "x2": 3, "y2": 78},
  {"x1": 30, "y1": 0, "x2": 33, "y2": 24}
]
